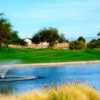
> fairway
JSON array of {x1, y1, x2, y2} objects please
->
[{"x1": 0, "y1": 48, "x2": 100, "y2": 63}]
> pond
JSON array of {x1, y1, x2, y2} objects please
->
[{"x1": 0, "y1": 63, "x2": 100, "y2": 94}]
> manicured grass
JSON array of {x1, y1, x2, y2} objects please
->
[
  {"x1": 0, "y1": 84, "x2": 100, "y2": 100},
  {"x1": 0, "y1": 48, "x2": 100, "y2": 63}
]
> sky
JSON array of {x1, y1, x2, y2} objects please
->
[{"x1": 0, "y1": 0, "x2": 100, "y2": 39}]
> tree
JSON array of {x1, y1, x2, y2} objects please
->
[
  {"x1": 77, "y1": 36, "x2": 86, "y2": 43},
  {"x1": 87, "y1": 39, "x2": 100, "y2": 48},
  {"x1": 97, "y1": 32, "x2": 100, "y2": 40},
  {"x1": 69, "y1": 41, "x2": 84, "y2": 50},
  {"x1": 97, "y1": 32, "x2": 100, "y2": 36},
  {"x1": 69, "y1": 36, "x2": 86, "y2": 50},
  {"x1": 0, "y1": 14, "x2": 12, "y2": 47},
  {"x1": 0, "y1": 13, "x2": 20, "y2": 47},
  {"x1": 10, "y1": 31, "x2": 20, "y2": 44},
  {"x1": 58, "y1": 34, "x2": 68, "y2": 43},
  {"x1": 32, "y1": 27, "x2": 65, "y2": 47}
]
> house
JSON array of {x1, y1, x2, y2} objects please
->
[{"x1": 24, "y1": 39, "x2": 32, "y2": 45}]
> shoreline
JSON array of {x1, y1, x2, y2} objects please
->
[{"x1": 9, "y1": 60, "x2": 100, "y2": 67}]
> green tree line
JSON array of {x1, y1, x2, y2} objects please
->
[{"x1": 0, "y1": 14, "x2": 100, "y2": 49}]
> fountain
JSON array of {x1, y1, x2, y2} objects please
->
[
  {"x1": 0, "y1": 60, "x2": 20, "y2": 79},
  {"x1": 0, "y1": 60, "x2": 41, "y2": 81},
  {"x1": 0, "y1": 65, "x2": 10, "y2": 78}
]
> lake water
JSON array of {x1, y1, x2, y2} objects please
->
[{"x1": 0, "y1": 63, "x2": 100, "y2": 94}]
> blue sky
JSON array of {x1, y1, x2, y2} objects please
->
[{"x1": 0, "y1": 0, "x2": 100, "y2": 39}]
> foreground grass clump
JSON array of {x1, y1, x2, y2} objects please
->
[
  {"x1": 0, "y1": 84, "x2": 100, "y2": 100},
  {"x1": 0, "y1": 48, "x2": 100, "y2": 63}
]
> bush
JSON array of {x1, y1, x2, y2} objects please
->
[
  {"x1": 87, "y1": 39, "x2": 100, "y2": 48},
  {"x1": 69, "y1": 40, "x2": 85, "y2": 50},
  {"x1": 69, "y1": 36, "x2": 86, "y2": 50}
]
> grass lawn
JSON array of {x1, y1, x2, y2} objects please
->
[{"x1": 0, "y1": 48, "x2": 100, "y2": 64}]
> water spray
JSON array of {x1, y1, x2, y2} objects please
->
[{"x1": 0, "y1": 60, "x2": 21, "y2": 79}]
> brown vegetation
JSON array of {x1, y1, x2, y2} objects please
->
[{"x1": 0, "y1": 84, "x2": 100, "y2": 100}]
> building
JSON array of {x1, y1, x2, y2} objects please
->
[{"x1": 53, "y1": 42, "x2": 69, "y2": 49}]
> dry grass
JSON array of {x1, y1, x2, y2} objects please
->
[{"x1": 0, "y1": 84, "x2": 100, "y2": 100}]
